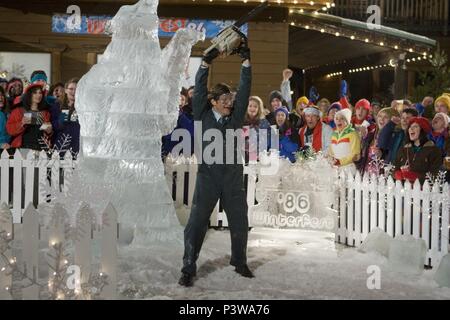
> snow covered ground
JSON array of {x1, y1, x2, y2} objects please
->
[{"x1": 117, "y1": 228, "x2": 450, "y2": 300}]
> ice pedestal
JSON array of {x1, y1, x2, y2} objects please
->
[
  {"x1": 359, "y1": 228, "x2": 392, "y2": 257},
  {"x1": 75, "y1": 0, "x2": 204, "y2": 245},
  {"x1": 388, "y1": 235, "x2": 427, "y2": 274},
  {"x1": 434, "y1": 254, "x2": 450, "y2": 288}
]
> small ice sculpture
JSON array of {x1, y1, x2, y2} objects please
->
[{"x1": 75, "y1": 0, "x2": 204, "y2": 245}]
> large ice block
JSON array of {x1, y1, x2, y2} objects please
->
[
  {"x1": 75, "y1": 0, "x2": 204, "y2": 245},
  {"x1": 388, "y1": 235, "x2": 427, "y2": 274}
]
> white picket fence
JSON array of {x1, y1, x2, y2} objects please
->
[
  {"x1": 165, "y1": 158, "x2": 450, "y2": 268},
  {"x1": 0, "y1": 149, "x2": 117, "y2": 300},
  {"x1": 0, "y1": 149, "x2": 75, "y2": 223},
  {"x1": 164, "y1": 156, "x2": 257, "y2": 227},
  {"x1": 334, "y1": 171, "x2": 450, "y2": 268},
  {"x1": 0, "y1": 202, "x2": 118, "y2": 300}
]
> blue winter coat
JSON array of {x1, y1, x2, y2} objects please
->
[
  {"x1": 0, "y1": 111, "x2": 11, "y2": 146},
  {"x1": 162, "y1": 109, "x2": 194, "y2": 158},
  {"x1": 377, "y1": 120, "x2": 405, "y2": 163}
]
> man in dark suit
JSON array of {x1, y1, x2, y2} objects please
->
[{"x1": 179, "y1": 42, "x2": 253, "y2": 287}]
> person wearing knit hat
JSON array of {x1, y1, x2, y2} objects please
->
[
  {"x1": 394, "y1": 116, "x2": 441, "y2": 183},
  {"x1": 296, "y1": 96, "x2": 309, "y2": 109},
  {"x1": 428, "y1": 113, "x2": 449, "y2": 156},
  {"x1": 269, "y1": 90, "x2": 284, "y2": 111},
  {"x1": 265, "y1": 90, "x2": 286, "y2": 126},
  {"x1": 289, "y1": 97, "x2": 307, "y2": 132},
  {"x1": 329, "y1": 108, "x2": 361, "y2": 174},
  {"x1": 435, "y1": 93, "x2": 450, "y2": 115},
  {"x1": 6, "y1": 77, "x2": 23, "y2": 106},
  {"x1": 299, "y1": 105, "x2": 333, "y2": 153},
  {"x1": 6, "y1": 81, "x2": 52, "y2": 150},
  {"x1": 353, "y1": 99, "x2": 376, "y2": 136},
  {"x1": 274, "y1": 107, "x2": 299, "y2": 162},
  {"x1": 326, "y1": 102, "x2": 342, "y2": 129}
]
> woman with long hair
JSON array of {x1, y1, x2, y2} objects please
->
[
  {"x1": 6, "y1": 83, "x2": 52, "y2": 151},
  {"x1": 55, "y1": 78, "x2": 80, "y2": 156},
  {"x1": 243, "y1": 96, "x2": 270, "y2": 162},
  {"x1": 394, "y1": 117, "x2": 441, "y2": 183},
  {"x1": 0, "y1": 87, "x2": 11, "y2": 150}
]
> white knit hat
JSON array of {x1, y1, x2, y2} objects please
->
[
  {"x1": 335, "y1": 108, "x2": 352, "y2": 125},
  {"x1": 433, "y1": 112, "x2": 450, "y2": 128}
]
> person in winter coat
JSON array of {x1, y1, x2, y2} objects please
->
[
  {"x1": 6, "y1": 83, "x2": 52, "y2": 151},
  {"x1": 428, "y1": 112, "x2": 450, "y2": 157},
  {"x1": 6, "y1": 77, "x2": 23, "y2": 106},
  {"x1": 377, "y1": 108, "x2": 418, "y2": 164},
  {"x1": 162, "y1": 92, "x2": 195, "y2": 159},
  {"x1": 394, "y1": 117, "x2": 441, "y2": 184},
  {"x1": 298, "y1": 106, "x2": 333, "y2": 154},
  {"x1": 434, "y1": 94, "x2": 450, "y2": 116},
  {"x1": 179, "y1": 43, "x2": 254, "y2": 287},
  {"x1": 274, "y1": 107, "x2": 299, "y2": 163},
  {"x1": 265, "y1": 90, "x2": 286, "y2": 126},
  {"x1": 49, "y1": 82, "x2": 65, "y2": 106},
  {"x1": 0, "y1": 87, "x2": 11, "y2": 150},
  {"x1": 325, "y1": 102, "x2": 342, "y2": 129},
  {"x1": 54, "y1": 78, "x2": 80, "y2": 157},
  {"x1": 242, "y1": 96, "x2": 271, "y2": 162},
  {"x1": 289, "y1": 96, "x2": 308, "y2": 132},
  {"x1": 329, "y1": 108, "x2": 361, "y2": 175}
]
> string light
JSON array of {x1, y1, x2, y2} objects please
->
[{"x1": 288, "y1": 10, "x2": 433, "y2": 55}]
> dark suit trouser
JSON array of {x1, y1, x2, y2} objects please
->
[{"x1": 182, "y1": 167, "x2": 248, "y2": 275}]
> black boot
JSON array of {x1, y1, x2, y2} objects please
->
[
  {"x1": 178, "y1": 272, "x2": 195, "y2": 287},
  {"x1": 234, "y1": 265, "x2": 254, "y2": 278}
]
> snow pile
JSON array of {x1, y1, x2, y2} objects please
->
[
  {"x1": 434, "y1": 254, "x2": 450, "y2": 288},
  {"x1": 117, "y1": 228, "x2": 450, "y2": 299},
  {"x1": 388, "y1": 235, "x2": 427, "y2": 274},
  {"x1": 359, "y1": 228, "x2": 392, "y2": 257}
]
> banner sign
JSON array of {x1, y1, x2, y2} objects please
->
[{"x1": 52, "y1": 14, "x2": 248, "y2": 38}]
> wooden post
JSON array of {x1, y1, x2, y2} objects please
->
[
  {"x1": 86, "y1": 52, "x2": 98, "y2": 69},
  {"x1": 51, "y1": 51, "x2": 62, "y2": 84},
  {"x1": 394, "y1": 53, "x2": 407, "y2": 99},
  {"x1": 372, "y1": 69, "x2": 380, "y2": 98}
]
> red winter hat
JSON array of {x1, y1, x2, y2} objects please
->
[
  {"x1": 24, "y1": 83, "x2": 43, "y2": 94},
  {"x1": 409, "y1": 117, "x2": 432, "y2": 134},
  {"x1": 355, "y1": 99, "x2": 371, "y2": 111}
]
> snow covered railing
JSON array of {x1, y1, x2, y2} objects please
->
[
  {"x1": 0, "y1": 202, "x2": 117, "y2": 300},
  {"x1": 164, "y1": 155, "x2": 257, "y2": 227},
  {"x1": 335, "y1": 171, "x2": 450, "y2": 268},
  {"x1": 0, "y1": 149, "x2": 75, "y2": 223}
]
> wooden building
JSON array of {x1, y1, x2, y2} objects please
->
[{"x1": 0, "y1": 0, "x2": 448, "y2": 106}]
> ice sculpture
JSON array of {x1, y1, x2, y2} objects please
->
[{"x1": 75, "y1": 0, "x2": 204, "y2": 245}]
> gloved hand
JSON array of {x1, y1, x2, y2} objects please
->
[
  {"x1": 203, "y1": 48, "x2": 220, "y2": 65},
  {"x1": 309, "y1": 86, "x2": 319, "y2": 104},
  {"x1": 232, "y1": 40, "x2": 251, "y2": 62},
  {"x1": 340, "y1": 80, "x2": 348, "y2": 98}
]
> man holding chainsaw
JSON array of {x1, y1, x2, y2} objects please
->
[{"x1": 178, "y1": 36, "x2": 253, "y2": 287}]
